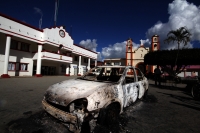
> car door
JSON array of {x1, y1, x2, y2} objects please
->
[
  {"x1": 122, "y1": 67, "x2": 139, "y2": 107},
  {"x1": 134, "y1": 67, "x2": 148, "y2": 99}
]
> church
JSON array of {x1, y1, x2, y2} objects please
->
[
  {"x1": 104, "y1": 35, "x2": 160, "y2": 74},
  {"x1": 125, "y1": 35, "x2": 160, "y2": 73}
]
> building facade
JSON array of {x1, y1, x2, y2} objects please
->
[
  {"x1": 104, "y1": 58, "x2": 126, "y2": 66},
  {"x1": 103, "y1": 35, "x2": 160, "y2": 74},
  {"x1": 126, "y1": 35, "x2": 160, "y2": 73},
  {"x1": 0, "y1": 13, "x2": 97, "y2": 78}
]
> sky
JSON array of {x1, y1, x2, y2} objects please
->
[{"x1": 1, "y1": 0, "x2": 200, "y2": 61}]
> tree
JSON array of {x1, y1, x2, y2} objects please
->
[
  {"x1": 164, "y1": 27, "x2": 191, "y2": 50},
  {"x1": 163, "y1": 27, "x2": 192, "y2": 75},
  {"x1": 144, "y1": 49, "x2": 200, "y2": 76}
]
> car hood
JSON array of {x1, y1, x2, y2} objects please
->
[{"x1": 44, "y1": 78, "x2": 113, "y2": 106}]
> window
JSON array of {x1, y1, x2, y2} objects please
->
[
  {"x1": 21, "y1": 42, "x2": 30, "y2": 52},
  {"x1": 10, "y1": 40, "x2": 18, "y2": 50},
  {"x1": 8, "y1": 62, "x2": 16, "y2": 71},
  {"x1": 114, "y1": 62, "x2": 121, "y2": 65},
  {"x1": 154, "y1": 38, "x2": 157, "y2": 42},
  {"x1": 106, "y1": 62, "x2": 111, "y2": 65},
  {"x1": 8, "y1": 62, "x2": 28, "y2": 71},
  {"x1": 20, "y1": 63, "x2": 28, "y2": 71},
  {"x1": 128, "y1": 47, "x2": 131, "y2": 51},
  {"x1": 123, "y1": 68, "x2": 135, "y2": 84},
  {"x1": 135, "y1": 68, "x2": 143, "y2": 81},
  {"x1": 126, "y1": 68, "x2": 134, "y2": 76}
]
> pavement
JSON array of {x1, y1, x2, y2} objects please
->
[
  {"x1": 0, "y1": 76, "x2": 77, "y2": 133},
  {"x1": 0, "y1": 76, "x2": 200, "y2": 133}
]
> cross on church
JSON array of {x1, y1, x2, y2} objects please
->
[{"x1": 140, "y1": 39, "x2": 143, "y2": 46}]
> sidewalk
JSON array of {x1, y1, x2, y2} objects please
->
[{"x1": 148, "y1": 79, "x2": 187, "y2": 88}]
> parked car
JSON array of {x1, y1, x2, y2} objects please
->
[
  {"x1": 180, "y1": 76, "x2": 200, "y2": 100},
  {"x1": 42, "y1": 65, "x2": 149, "y2": 132},
  {"x1": 158, "y1": 71, "x2": 200, "y2": 100}
]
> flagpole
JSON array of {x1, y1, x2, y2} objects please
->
[{"x1": 54, "y1": 0, "x2": 57, "y2": 27}]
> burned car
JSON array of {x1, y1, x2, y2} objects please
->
[{"x1": 42, "y1": 66, "x2": 149, "y2": 132}]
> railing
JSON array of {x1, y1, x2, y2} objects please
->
[{"x1": 32, "y1": 51, "x2": 72, "y2": 63}]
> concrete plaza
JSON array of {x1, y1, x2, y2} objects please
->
[
  {"x1": 0, "y1": 76, "x2": 77, "y2": 132},
  {"x1": 0, "y1": 76, "x2": 200, "y2": 133}
]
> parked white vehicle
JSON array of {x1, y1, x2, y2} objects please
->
[{"x1": 42, "y1": 65, "x2": 149, "y2": 132}]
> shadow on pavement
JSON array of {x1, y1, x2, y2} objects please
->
[
  {"x1": 170, "y1": 101, "x2": 200, "y2": 111},
  {"x1": 5, "y1": 95, "x2": 157, "y2": 133},
  {"x1": 157, "y1": 92, "x2": 200, "y2": 111},
  {"x1": 150, "y1": 83, "x2": 186, "y2": 90},
  {"x1": 6, "y1": 111, "x2": 70, "y2": 133},
  {"x1": 149, "y1": 82, "x2": 193, "y2": 99}
]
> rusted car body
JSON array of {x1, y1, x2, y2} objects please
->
[{"x1": 42, "y1": 66, "x2": 149, "y2": 132}]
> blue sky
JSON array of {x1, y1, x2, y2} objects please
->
[{"x1": 1, "y1": 0, "x2": 200, "y2": 60}]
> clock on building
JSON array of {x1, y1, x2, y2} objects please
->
[{"x1": 59, "y1": 30, "x2": 65, "y2": 38}]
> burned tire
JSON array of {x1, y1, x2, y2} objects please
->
[
  {"x1": 141, "y1": 89, "x2": 148, "y2": 100},
  {"x1": 97, "y1": 103, "x2": 120, "y2": 126},
  {"x1": 191, "y1": 83, "x2": 200, "y2": 100}
]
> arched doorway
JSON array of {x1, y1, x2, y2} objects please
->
[{"x1": 136, "y1": 62, "x2": 145, "y2": 74}]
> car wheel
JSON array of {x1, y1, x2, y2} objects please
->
[
  {"x1": 141, "y1": 89, "x2": 148, "y2": 100},
  {"x1": 191, "y1": 83, "x2": 200, "y2": 100},
  {"x1": 97, "y1": 103, "x2": 120, "y2": 126}
]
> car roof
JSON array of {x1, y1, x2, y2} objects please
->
[{"x1": 96, "y1": 65, "x2": 135, "y2": 68}]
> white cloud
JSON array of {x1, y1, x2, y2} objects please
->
[
  {"x1": 100, "y1": 39, "x2": 150, "y2": 60},
  {"x1": 79, "y1": 39, "x2": 103, "y2": 61},
  {"x1": 79, "y1": 39, "x2": 98, "y2": 52},
  {"x1": 137, "y1": 39, "x2": 151, "y2": 48},
  {"x1": 101, "y1": 41, "x2": 126, "y2": 59},
  {"x1": 79, "y1": 38, "x2": 150, "y2": 60},
  {"x1": 146, "y1": 0, "x2": 200, "y2": 50},
  {"x1": 97, "y1": 52, "x2": 102, "y2": 61},
  {"x1": 81, "y1": 0, "x2": 200, "y2": 61}
]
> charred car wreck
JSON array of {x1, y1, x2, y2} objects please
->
[{"x1": 42, "y1": 66, "x2": 149, "y2": 132}]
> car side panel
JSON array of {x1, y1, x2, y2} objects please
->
[
  {"x1": 122, "y1": 82, "x2": 139, "y2": 107},
  {"x1": 86, "y1": 84, "x2": 123, "y2": 112}
]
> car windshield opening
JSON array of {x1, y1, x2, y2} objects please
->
[{"x1": 79, "y1": 66, "x2": 125, "y2": 82}]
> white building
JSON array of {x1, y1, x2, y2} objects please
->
[
  {"x1": 104, "y1": 58, "x2": 126, "y2": 66},
  {"x1": 0, "y1": 13, "x2": 97, "y2": 78}
]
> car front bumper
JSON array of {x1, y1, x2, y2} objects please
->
[{"x1": 42, "y1": 100, "x2": 80, "y2": 132}]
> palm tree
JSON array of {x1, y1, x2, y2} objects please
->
[
  {"x1": 164, "y1": 27, "x2": 191, "y2": 50},
  {"x1": 164, "y1": 27, "x2": 191, "y2": 76}
]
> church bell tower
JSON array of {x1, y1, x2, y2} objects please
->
[
  {"x1": 151, "y1": 35, "x2": 160, "y2": 72},
  {"x1": 126, "y1": 38, "x2": 133, "y2": 66},
  {"x1": 151, "y1": 35, "x2": 160, "y2": 51}
]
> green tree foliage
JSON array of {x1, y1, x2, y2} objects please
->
[
  {"x1": 144, "y1": 49, "x2": 200, "y2": 65},
  {"x1": 164, "y1": 27, "x2": 191, "y2": 50},
  {"x1": 150, "y1": 27, "x2": 192, "y2": 76},
  {"x1": 164, "y1": 27, "x2": 192, "y2": 68},
  {"x1": 144, "y1": 49, "x2": 200, "y2": 76}
]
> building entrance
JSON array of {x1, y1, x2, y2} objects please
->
[
  {"x1": 33, "y1": 66, "x2": 56, "y2": 75},
  {"x1": 41, "y1": 66, "x2": 56, "y2": 75}
]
